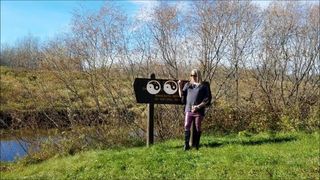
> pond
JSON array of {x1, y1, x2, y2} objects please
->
[
  {"x1": 0, "y1": 128, "x2": 145, "y2": 162},
  {"x1": 1, "y1": 139, "x2": 29, "y2": 162},
  {"x1": 0, "y1": 129, "x2": 50, "y2": 162}
]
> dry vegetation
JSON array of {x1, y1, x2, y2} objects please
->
[{"x1": 0, "y1": 1, "x2": 319, "y2": 160}]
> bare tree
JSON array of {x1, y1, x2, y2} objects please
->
[
  {"x1": 251, "y1": 2, "x2": 319, "y2": 130},
  {"x1": 189, "y1": 1, "x2": 231, "y2": 83},
  {"x1": 0, "y1": 34, "x2": 41, "y2": 69},
  {"x1": 147, "y1": 2, "x2": 185, "y2": 79},
  {"x1": 0, "y1": 44, "x2": 14, "y2": 67}
]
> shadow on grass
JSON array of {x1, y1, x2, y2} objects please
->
[
  {"x1": 170, "y1": 135, "x2": 298, "y2": 149},
  {"x1": 241, "y1": 136, "x2": 297, "y2": 145},
  {"x1": 204, "y1": 135, "x2": 298, "y2": 148}
]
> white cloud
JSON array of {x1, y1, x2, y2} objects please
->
[
  {"x1": 131, "y1": 1, "x2": 191, "y2": 23},
  {"x1": 176, "y1": 1, "x2": 191, "y2": 13},
  {"x1": 254, "y1": 1, "x2": 271, "y2": 9},
  {"x1": 253, "y1": 0, "x2": 319, "y2": 9},
  {"x1": 133, "y1": 1, "x2": 158, "y2": 22}
]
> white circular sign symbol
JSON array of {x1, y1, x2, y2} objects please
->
[
  {"x1": 146, "y1": 80, "x2": 161, "y2": 94},
  {"x1": 163, "y1": 80, "x2": 178, "y2": 95}
]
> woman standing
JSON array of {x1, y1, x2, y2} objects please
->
[{"x1": 178, "y1": 69, "x2": 211, "y2": 150}]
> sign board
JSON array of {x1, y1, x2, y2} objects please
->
[
  {"x1": 133, "y1": 78, "x2": 188, "y2": 104},
  {"x1": 134, "y1": 74, "x2": 212, "y2": 147}
]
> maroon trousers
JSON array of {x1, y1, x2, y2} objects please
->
[{"x1": 184, "y1": 112, "x2": 204, "y2": 132}]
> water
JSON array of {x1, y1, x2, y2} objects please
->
[
  {"x1": 0, "y1": 139, "x2": 29, "y2": 162},
  {"x1": 0, "y1": 128, "x2": 144, "y2": 162},
  {"x1": 1, "y1": 129, "x2": 55, "y2": 162}
]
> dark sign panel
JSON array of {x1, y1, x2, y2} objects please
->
[{"x1": 133, "y1": 78, "x2": 188, "y2": 104}]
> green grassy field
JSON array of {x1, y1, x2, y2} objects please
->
[{"x1": 1, "y1": 132, "x2": 319, "y2": 179}]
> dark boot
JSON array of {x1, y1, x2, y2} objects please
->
[
  {"x1": 195, "y1": 131, "x2": 202, "y2": 150},
  {"x1": 184, "y1": 131, "x2": 191, "y2": 151}
]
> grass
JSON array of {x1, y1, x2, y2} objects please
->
[
  {"x1": 1, "y1": 131, "x2": 319, "y2": 179},
  {"x1": 0, "y1": 66, "x2": 134, "y2": 111}
]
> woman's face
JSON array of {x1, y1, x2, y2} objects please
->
[{"x1": 190, "y1": 72, "x2": 198, "y2": 82}]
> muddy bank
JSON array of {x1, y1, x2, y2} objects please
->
[{"x1": 0, "y1": 109, "x2": 112, "y2": 129}]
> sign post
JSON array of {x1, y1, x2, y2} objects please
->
[
  {"x1": 147, "y1": 73, "x2": 155, "y2": 147},
  {"x1": 133, "y1": 74, "x2": 211, "y2": 147},
  {"x1": 134, "y1": 76, "x2": 186, "y2": 147}
]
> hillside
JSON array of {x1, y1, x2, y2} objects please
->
[{"x1": 1, "y1": 132, "x2": 319, "y2": 179}]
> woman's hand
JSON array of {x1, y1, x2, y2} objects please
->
[
  {"x1": 191, "y1": 105, "x2": 200, "y2": 113},
  {"x1": 178, "y1": 80, "x2": 183, "y2": 98},
  {"x1": 178, "y1": 80, "x2": 183, "y2": 87}
]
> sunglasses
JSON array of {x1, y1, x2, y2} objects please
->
[{"x1": 190, "y1": 74, "x2": 197, "y2": 77}]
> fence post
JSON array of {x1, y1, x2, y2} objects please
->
[{"x1": 147, "y1": 73, "x2": 155, "y2": 147}]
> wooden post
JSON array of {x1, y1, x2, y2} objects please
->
[{"x1": 147, "y1": 73, "x2": 155, "y2": 147}]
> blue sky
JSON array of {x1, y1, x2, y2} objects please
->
[
  {"x1": 1, "y1": 1, "x2": 318, "y2": 46},
  {"x1": 1, "y1": 0, "x2": 141, "y2": 45}
]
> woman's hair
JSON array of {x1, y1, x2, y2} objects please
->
[{"x1": 190, "y1": 69, "x2": 203, "y2": 83}]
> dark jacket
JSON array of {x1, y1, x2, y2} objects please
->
[{"x1": 182, "y1": 82, "x2": 212, "y2": 116}]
